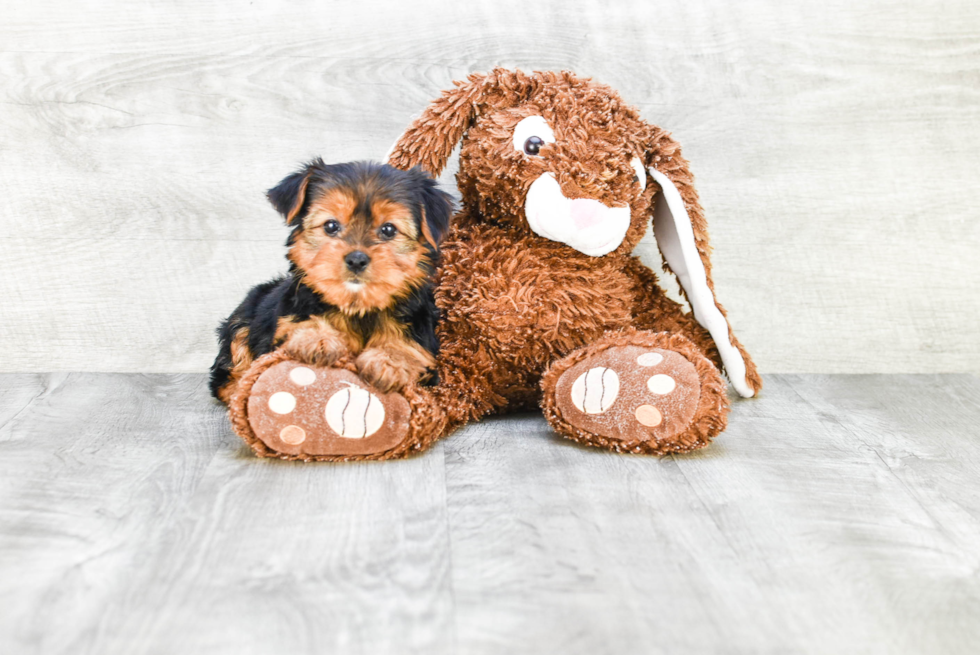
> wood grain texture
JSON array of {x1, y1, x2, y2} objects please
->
[
  {"x1": 1, "y1": 373, "x2": 979, "y2": 654},
  {"x1": 0, "y1": 373, "x2": 454, "y2": 655},
  {"x1": 1, "y1": 0, "x2": 979, "y2": 374},
  {"x1": 445, "y1": 374, "x2": 980, "y2": 654}
]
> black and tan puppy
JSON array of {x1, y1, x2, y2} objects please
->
[{"x1": 209, "y1": 160, "x2": 453, "y2": 403}]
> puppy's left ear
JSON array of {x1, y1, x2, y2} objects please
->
[
  {"x1": 409, "y1": 167, "x2": 454, "y2": 250},
  {"x1": 267, "y1": 159, "x2": 320, "y2": 225}
]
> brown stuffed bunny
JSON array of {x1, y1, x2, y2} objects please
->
[{"x1": 228, "y1": 68, "x2": 761, "y2": 460}]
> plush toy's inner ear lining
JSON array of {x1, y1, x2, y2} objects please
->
[{"x1": 647, "y1": 168, "x2": 754, "y2": 398}]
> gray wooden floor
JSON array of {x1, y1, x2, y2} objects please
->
[{"x1": 1, "y1": 374, "x2": 979, "y2": 655}]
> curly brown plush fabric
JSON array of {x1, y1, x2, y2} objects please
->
[{"x1": 229, "y1": 68, "x2": 760, "y2": 459}]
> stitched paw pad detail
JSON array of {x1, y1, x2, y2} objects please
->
[
  {"x1": 324, "y1": 385, "x2": 386, "y2": 439},
  {"x1": 570, "y1": 367, "x2": 620, "y2": 414},
  {"x1": 246, "y1": 362, "x2": 411, "y2": 457},
  {"x1": 555, "y1": 345, "x2": 701, "y2": 443}
]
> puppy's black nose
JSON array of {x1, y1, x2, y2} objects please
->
[{"x1": 344, "y1": 250, "x2": 370, "y2": 274}]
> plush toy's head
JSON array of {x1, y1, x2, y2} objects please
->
[
  {"x1": 452, "y1": 76, "x2": 659, "y2": 257},
  {"x1": 387, "y1": 69, "x2": 697, "y2": 259},
  {"x1": 387, "y1": 68, "x2": 760, "y2": 398}
]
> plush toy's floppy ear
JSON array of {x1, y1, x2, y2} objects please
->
[
  {"x1": 643, "y1": 131, "x2": 763, "y2": 398},
  {"x1": 386, "y1": 68, "x2": 535, "y2": 176},
  {"x1": 385, "y1": 72, "x2": 488, "y2": 176},
  {"x1": 267, "y1": 160, "x2": 319, "y2": 225},
  {"x1": 407, "y1": 167, "x2": 454, "y2": 250}
]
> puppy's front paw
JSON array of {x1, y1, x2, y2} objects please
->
[
  {"x1": 355, "y1": 349, "x2": 425, "y2": 394},
  {"x1": 282, "y1": 331, "x2": 347, "y2": 367}
]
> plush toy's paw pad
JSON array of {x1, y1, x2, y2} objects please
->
[
  {"x1": 555, "y1": 345, "x2": 701, "y2": 444},
  {"x1": 246, "y1": 362, "x2": 411, "y2": 457},
  {"x1": 569, "y1": 366, "x2": 620, "y2": 414}
]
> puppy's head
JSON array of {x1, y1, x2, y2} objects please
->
[{"x1": 267, "y1": 160, "x2": 453, "y2": 314}]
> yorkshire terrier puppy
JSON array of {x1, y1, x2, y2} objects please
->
[{"x1": 209, "y1": 160, "x2": 453, "y2": 404}]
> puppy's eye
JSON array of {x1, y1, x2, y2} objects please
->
[
  {"x1": 378, "y1": 223, "x2": 397, "y2": 240},
  {"x1": 323, "y1": 220, "x2": 341, "y2": 236}
]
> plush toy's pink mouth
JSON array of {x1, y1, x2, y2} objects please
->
[
  {"x1": 524, "y1": 173, "x2": 631, "y2": 257},
  {"x1": 570, "y1": 199, "x2": 609, "y2": 230}
]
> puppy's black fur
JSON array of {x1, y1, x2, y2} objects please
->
[{"x1": 209, "y1": 160, "x2": 452, "y2": 401}]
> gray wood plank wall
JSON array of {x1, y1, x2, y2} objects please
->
[{"x1": 2, "y1": 0, "x2": 978, "y2": 374}]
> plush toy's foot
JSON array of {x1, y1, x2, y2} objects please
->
[
  {"x1": 541, "y1": 331, "x2": 729, "y2": 454},
  {"x1": 228, "y1": 351, "x2": 445, "y2": 461}
]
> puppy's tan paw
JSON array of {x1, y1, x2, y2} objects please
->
[
  {"x1": 355, "y1": 348, "x2": 425, "y2": 394},
  {"x1": 282, "y1": 332, "x2": 347, "y2": 367}
]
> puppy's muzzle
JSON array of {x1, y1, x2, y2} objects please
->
[{"x1": 345, "y1": 250, "x2": 370, "y2": 274}]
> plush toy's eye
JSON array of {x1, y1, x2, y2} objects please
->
[
  {"x1": 630, "y1": 157, "x2": 647, "y2": 191},
  {"x1": 513, "y1": 115, "x2": 555, "y2": 157},
  {"x1": 378, "y1": 223, "x2": 397, "y2": 240},
  {"x1": 524, "y1": 136, "x2": 545, "y2": 156},
  {"x1": 324, "y1": 219, "x2": 341, "y2": 235}
]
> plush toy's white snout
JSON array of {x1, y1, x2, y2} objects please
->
[{"x1": 524, "y1": 173, "x2": 631, "y2": 257}]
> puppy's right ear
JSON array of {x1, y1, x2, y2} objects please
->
[
  {"x1": 267, "y1": 160, "x2": 319, "y2": 225},
  {"x1": 409, "y1": 167, "x2": 454, "y2": 250}
]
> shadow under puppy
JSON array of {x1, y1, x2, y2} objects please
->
[{"x1": 210, "y1": 160, "x2": 453, "y2": 404}]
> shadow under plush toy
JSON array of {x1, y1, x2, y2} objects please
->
[{"x1": 227, "y1": 68, "x2": 762, "y2": 460}]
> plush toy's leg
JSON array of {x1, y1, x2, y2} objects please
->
[
  {"x1": 227, "y1": 334, "x2": 503, "y2": 461},
  {"x1": 227, "y1": 350, "x2": 447, "y2": 461},
  {"x1": 540, "y1": 329, "x2": 729, "y2": 454},
  {"x1": 626, "y1": 258, "x2": 764, "y2": 396}
]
